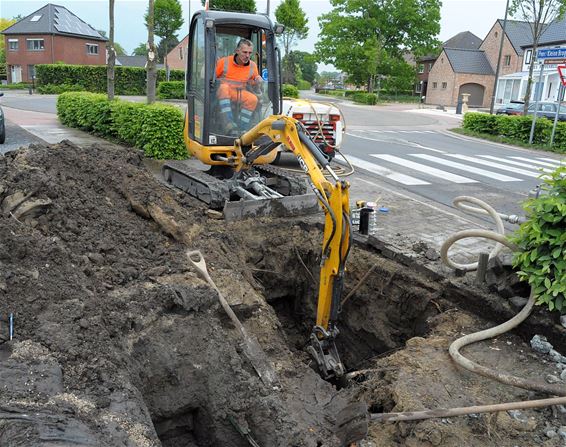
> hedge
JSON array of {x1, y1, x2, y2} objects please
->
[
  {"x1": 462, "y1": 112, "x2": 566, "y2": 151},
  {"x1": 37, "y1": 64, "x2": 184, "y2": 96},
  {"x1": 353, "y1": 92, "x2": 378, "y2": 105},
  {"x1": 57, "y1": 92, "x2": 186, "y2": 159},
  {"x1": 282, "y1": 84, "x2": 299, "y2": 98},
  {"x1": 157, "y1": 81, "x2": 185, "y2": 99},
  {"x1": 296, "y1": 79, "x2": 311, "y2": 90}
]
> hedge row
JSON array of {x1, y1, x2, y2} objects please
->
[
  {"x1": 296, "y1": 79, "x2": 311, "y2": 90},
  {"x1": 462, "y1": 112, "x2": 566, "y2": 151},
  {"x1": 353, "y1": 92, "x2": 378, "y2": 105},
  {"x1": 282, "y1": 83, "x2": 299, "y2": 98},
  {"x1": 57, "y1": 92, "x2": 186, "y2": 159},
  {"x1": 37, "y1": 64, "x2": 184, "y2": 96},
  {"x1": 157, "y1": 81, "x2": 185, "y2": 99}
]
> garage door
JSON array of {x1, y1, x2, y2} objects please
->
[{"x1": 458, "y1": 83, "x2": 485, "y2": 107}]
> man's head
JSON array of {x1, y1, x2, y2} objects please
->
[{"x1": 235, "y1": 38, "x2": 253, "y2": 65}]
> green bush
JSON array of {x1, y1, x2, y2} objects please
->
[
  {"x1": 462, "y1": 112, "x2": 566, "y2": 150},
  {"x1": 0, "y1": 82, "x2": 31, "y2": 90},
  {"x1": 157, "y1": 81, "x2": 185, "y2": 99},
  {"x1": 379, "y1": 94, "x2": 420, "y2": 103},
  {"x1": 37, "y1": 83, "x2": 86, "y2": 94},
  {"x1": 353, "y1": 92, "x2": 378, "y2": 105},
  {"x1": 296, "y1": 79, "x2": 311, "y2": 90},
  {"x1": 282, "y1": 84, "x2": 299, "y2": 98},
  {"x1": 511, "y1": 167, "x2": 566, "y2": 311},
  {"x1": 36, "y1": 64, "x2": 184, "y2": 95},
  {"x1": 57, "y1": 92, "x2": 186, "y2": 159}
]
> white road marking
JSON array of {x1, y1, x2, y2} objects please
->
[
  {"x1": 536, "y1": 157, "x2": 565, "y2": 166},
  {"x1": 346, "y1": 155, "x2": 430, "y2": 185},
  {"x1": 411, "y1": 154, "x2": 522, "y2": 182},
  {"x1": 477, "y1": 155, "x2": 552, "y2": 173},
  {"x1": 447, "y1": 154, "x2": 542, "y2": 178},
  {"x1": 510, "y1": 157, "x2": 562, "y2": 168},
  {"x1": 370, "y1": 154, "x2": 477, "y2": 183}
]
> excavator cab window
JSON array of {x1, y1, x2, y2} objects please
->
[{"x1": 186, "y1": 11, "x2": 280, "y2": 147}]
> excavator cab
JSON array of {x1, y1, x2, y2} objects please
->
[{"x1": 185, "y1": 10, "x2": 282, "y2": 162}]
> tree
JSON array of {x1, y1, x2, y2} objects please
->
[
  {"x1": 146, "y1": 0, "x2": 158, "y2": 104},
  {"x1": 509, "y1": 0, "x2": 566, "y2": 113},
  {"x1": 290, "y1": 51, "x2": 318, "y2": 84},
  {"x1": 201, "y1": 0, "x2": 256, "y2": 12},
  {"x1": 146, "y1": 0, "x2": 183, "y2": 80},
  {"x1": 132, "y1": 43, "x2": 147, "y2": 56},
  {"x1": 316, "y1": 0, "x2": 441, "y2": 91},
  {"x1": 275, "y1": 0, "x2": 308, "y2": 57},
  {"x1": 0, "y1": 18, "x2": 17, "y2": 80},
  {"x1": 107, "y1": 0, "x2": 116, "y2": 100},
  {"x1": 157, "y1": 36, "x2": 179, "y2": 63}
]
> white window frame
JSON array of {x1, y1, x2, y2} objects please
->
[
  {"x1": 26, "y1": 38, "x2": 45, "y2": 51},
  {"x1": 8, "y1": 39, "x2": 18, "y2": 51},
  {"x1": 86, "y1": 43, "x2": 99, "y2": 55},
  {"x1": 504, "y1": 55, "x2": 511, "y2": 66},
  {"x1": 418, "y1": 64, "x2": 424, "y2": 74}
]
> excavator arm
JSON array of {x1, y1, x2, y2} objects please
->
[{"x1": 235, "y1": 115, "x2": 352, "y2": 379}]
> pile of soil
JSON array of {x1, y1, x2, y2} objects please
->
[{"x1": 0, "y1": 140, "x2": 564, "y2": 446}]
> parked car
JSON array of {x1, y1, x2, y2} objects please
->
[
  {"x1": 0, "y1": 92, "x2": 5, "y2": 144},
  {"x1": 527, "y1": 102, "x2": 566, "y2": 121},
  {"x1": 495, "y1": 101, "x2": 524, "y2": 116}
]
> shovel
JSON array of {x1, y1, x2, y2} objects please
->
[{"x1": 187, "y1": 250, "x2": 278, "y2": 388}]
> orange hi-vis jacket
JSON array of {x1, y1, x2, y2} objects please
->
[{"x1": 216, "y1": 55, "x2": 260, "y2": 112}]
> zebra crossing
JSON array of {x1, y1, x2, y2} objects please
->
[
  {"x1": 348, "y1": 129, "x2": 437, "y2": 135},
  {"x1": 346, "y1": 152, "x2": 564, "y2": 186}
]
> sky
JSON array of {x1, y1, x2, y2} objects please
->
[{"x1": 1, "y1": 0, "x2": 510, "y2": 68}]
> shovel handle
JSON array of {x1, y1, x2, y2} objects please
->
[{"x1": 186, "y1": 250, "x2": 212, "y2": 283}]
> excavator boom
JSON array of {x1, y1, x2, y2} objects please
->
[{"x1": 237, "y1": 115, "x2": 351, "y2": 379}]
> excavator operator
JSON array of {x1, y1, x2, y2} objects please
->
[{"x1": 215, "y1": 38, "x2": 262, "y2": 134}]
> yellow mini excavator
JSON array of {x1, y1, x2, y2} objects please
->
[{"x1": 162, "y1": 10, "x2": 351, "y2": 380}]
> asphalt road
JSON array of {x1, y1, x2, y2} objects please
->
[{"x1": 302, "y1": 91, "x2": 564, "y2": 219}]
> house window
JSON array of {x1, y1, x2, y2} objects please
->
[
  {"x1": 418, "y1": 64, "x2": 424, "y2": 74},
  {"x1": 30, "y1": 15, "x2": 42, "y2": 22},
  {"x1": 525, "y1": 49, "x2": 532, "y2": 65},
  {"x1": 442, "y1": 82, "x2": 447, "y2": 89},
  {"x1": 428, "y1": 62, "x2": 433, "y2": 71},
  {"x1": 432, "y1": 82, "x2": 437, "y2": 89},
  {"x1": 548, "y1": 82, "x2": 553, "y2": 97},
  {"x1": 179, "y1": 47, "x2": 183, "y2": 60},
  {"x1": 26, "y1": 38, "x2": 45, "y2": 51},
  {"x1": 504, "y1": 55, "x2": 511, "y2": 66},
  {"x1": 8, "y1": 39, "x2": 18, "y2": 51},
  {"x1": 495, "y1": 31, "x2": 498, "y2": 38},
  {"x1": 28, "y1": 65, "x2": 36, "y2": 79},
  {"x1": 415, "y1": 81, "x2": 422, "y2": 93},
  {"x1": 86, "y1": 44, "x2": 99, "y2": 55}
]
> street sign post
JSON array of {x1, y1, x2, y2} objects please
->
[{"x1": 530, "y1": 48, "x2": 566, "y2": 144}]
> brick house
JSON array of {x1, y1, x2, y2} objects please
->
[
  {"x1": 166, "y1": 34, "x2": 189, "y2": 71},
  {"x1": 426, "y1": 17, "x2": 566, "y2": 108},
  {"x1": 495, "y1": 18, "x2": 566, "y2": 105},
  {"x1": 2, "y1": 4, "x2": 107, "y2": 83},
  {"x1": 416, "y1": 31, "x2": 482, "y2": 97}
]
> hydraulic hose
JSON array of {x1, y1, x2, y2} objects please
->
[{"x1": 368, "y1": 196, "x2": 566, "y2": 425}]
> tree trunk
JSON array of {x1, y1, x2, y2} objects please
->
[
  {"x1": 146, "y1": 0, "x2": 157, "y2": 104},
  {"x1": 523, "y1": 41, "x2": 538, "y2": 114},
  {"x1": 107, "y1": 0, "x2": 115, "y2": 100}
]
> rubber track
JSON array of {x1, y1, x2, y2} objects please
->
[{"x1": 162, "y1": 161, "x2": 229, "y2": 210}]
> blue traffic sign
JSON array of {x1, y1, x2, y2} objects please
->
[
  {"x1": 261, "y1": 68, "x2": 269, "y2": 81},
  {"x1": 537, "y1": 47, "x2": 566, "y2": 60}
]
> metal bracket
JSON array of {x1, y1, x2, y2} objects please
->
[{"x1": 307, "y1": 325, "x2": 345, "y2": 380}]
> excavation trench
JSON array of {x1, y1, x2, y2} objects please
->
[{"x1": 1, "y1": 141, "x2": 562, "y2": 447}]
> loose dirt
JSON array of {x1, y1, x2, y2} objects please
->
[{"x1": 0, "y1": 140, "x2": 564, "y2": 446}]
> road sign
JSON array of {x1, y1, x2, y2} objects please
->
[
  {"x1": 537, "y1": 47, "x2": 566, "y2": 60},
  {"x1": 559, "y1": 65, "x2": 566, "y2": 86}
]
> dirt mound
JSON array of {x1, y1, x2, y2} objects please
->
[{"x1": 1, "y1": 140, "x2": 564, "y2": 447}]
